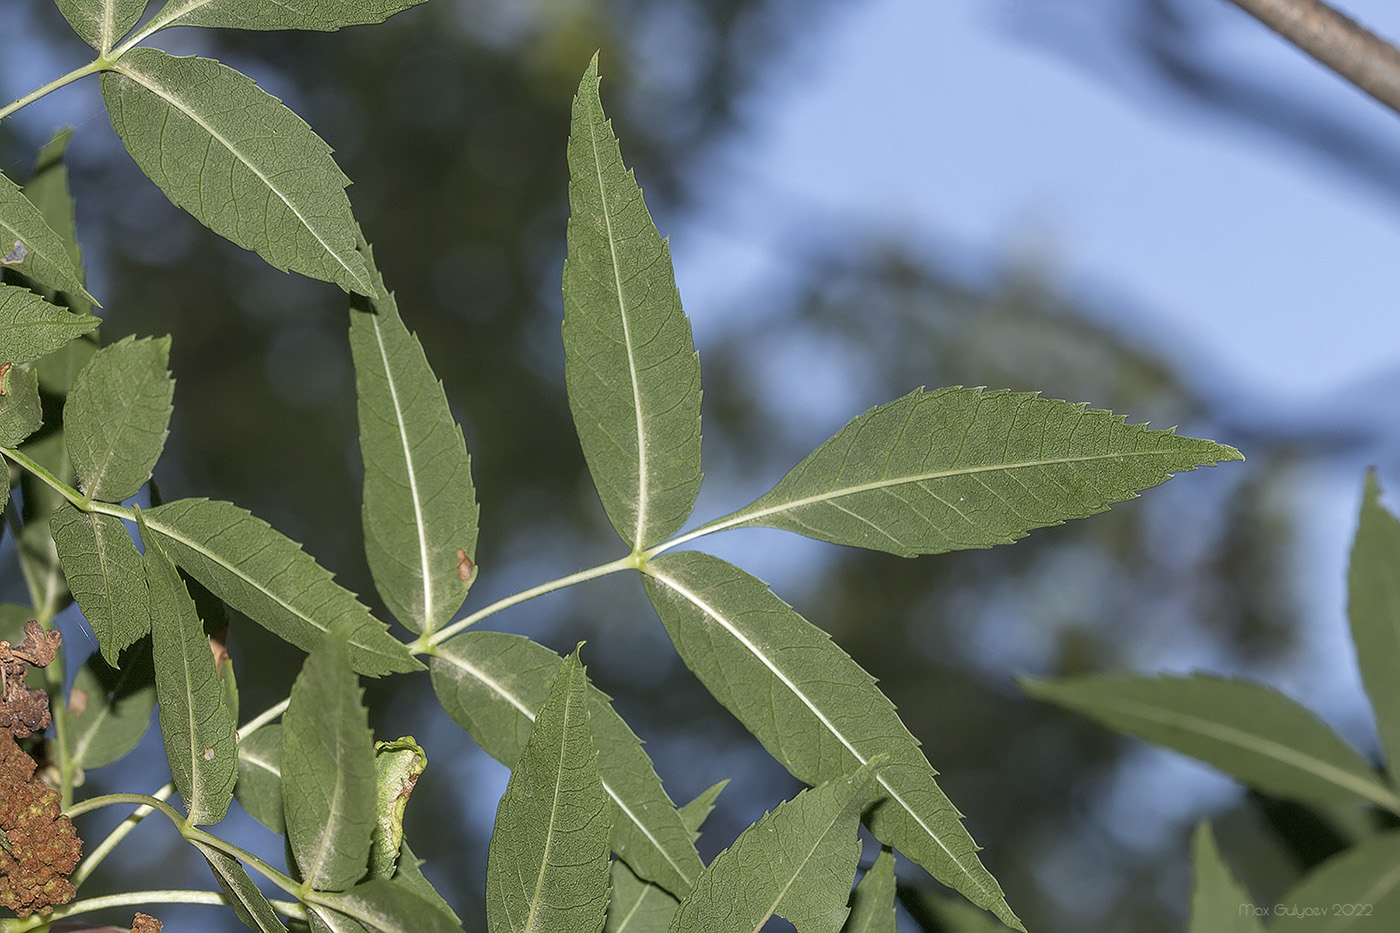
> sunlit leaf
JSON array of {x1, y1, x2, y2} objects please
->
[
  {"x1": 431, "y1": 631, "x2": 702, "y2": 896},
  {"x1": 1022, "y1": 673, "x2": 1400, "y2": 811},
  {"x1": 644, "y1": 552, "x2": 1020, "y2": 929},
  {"x1": 142, "y1": 516, "x2": 238, "y2": 825},
  {"x1": 844, "y1": 849, "x2": 897, "y2": 933},
  {"x1": 101, "y1": 49, "x2": 373, "y2": 295},
  {"x1": 563, "y1": 56, "x2": 702, "y2": 550},
  {"x1": 310, "y1": 877, "x2": 463, "y2": 933},
  {"x1": 64, "y1": 335, "x2": 174, "y2": 502},
  {"x1": 236, "y1": 723, "x2": 285, "y2": 833},
  {"x1": 143, "y1": 498, "x2": 420, "y2": 676},
  {"x1": 0, "y1": 362, "x2": 41, "y2": 446},
  {"x1": 147, "y1": 0, "x2": 427, "y2": 32},
  {"x1": 283, "y1": 631, "x2": 377, "y2": 892},
  {"x1": 193, "y1": 840, "x2": 290, "y2": 933},
  {"x1": 486, "y1": 650, "x2": 610, "y2": 933},
  {"x1": 1188, "y1": 823, "x2": 1263, "y2": 933},
  {"x1": 0, "y1": 286, "x2": 98, "y2": 364},
  {"x1": 1348, "y1": 473, "x2": 1400, "y2": 775},
  {"x1": 0, "y1": 168, "x2": 94, "y2": 305},
  {"x1": 52, "y1": 0, "x2": 149, "y2": 51},
  {"x1": 350, "y1": 257, "x2": 477, "y2": 634},
  {"x1": 368, "y1": 737, "x2": 426, "y2": 879},
  {"x1": 669, "y1": 763, "x2": 875, "y2": 933},
  {"x1": 1270, "y1": 831, "x2": 1400, "y2": 930},
  {"x1": 707, "y1": 387, "x2": 1241, "y2": 556},
  {"x1": 65, "y1": 639, "x2": 156, "y2": 771},
  {"x1": 50, "y1": 503, "x2": 150, "y2": 664}
]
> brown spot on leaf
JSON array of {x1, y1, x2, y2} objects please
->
[
  {"x1": 456, "y1": 549, "x2": 473, "y2": 582},
  {"x1": 66, "y1": 689, "x2": 88, "y2": 717}
]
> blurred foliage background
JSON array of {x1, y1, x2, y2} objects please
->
[{"x1": 1, "y1": 1, "x2": 1387, "y2": 930}]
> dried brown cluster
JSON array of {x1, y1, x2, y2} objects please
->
[
  {"x1": 0, "y1": 620, "x2": 79, "y2": 917},
  {"x1": 131, "y1": 911, "x2": 164, "y2": 932}
]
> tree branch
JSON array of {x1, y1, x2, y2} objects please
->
[{"x1": 1226, "y1": 0, "x2": 1400, "y2": 116}]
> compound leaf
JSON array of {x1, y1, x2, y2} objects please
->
[
  {"x1": 194, "y1": 840, "x2": 290, "y2": 933},
  {"x1": 64, "y1": 334, "x2": 174, "y2": 502},
  {"x1": 282, "y1": 631, "x2": 377, "y2": 893},
  {"x1": 143, "y1": 497, "x2": 420, "y2": 676},
  {"x1": 1270, "y1": 831, "x2": 1400, "y2": 930},
  {"x1": 1022, "y1": 673, "x2": 1400, "y2": 811},
  {"x1": 844, "y1": 849, "x2": 897, "y2": 933},
  {"x1": 0, "y1": 168, "x2": 94, "y2": 305},
  {"x1": 148, "y1": 0, "x2": 426, "y2": 32},
  {"x1": 432, "y1": 631, "x2": 702, "y2": 896},
  {"x1": 52, "y1": 0, "x2": 149, "y2": 51},
  {"x1": 668, "y1": 764, "x2": 875, "y2": 933},
  {"x1": 102, "y1": 49, "x2": 372, "y2": 295},
  {"x1": 50, "y1": 503, "x2": 151, "y2": 664},
  {"x1": 1188, "y1": 823, "x2": 1263, "y2": 933},
  {"x1": 350, "y1": 261, "x2": 477, "y2": 634},
  {"x1": 563, "y1": 56, "x2": 702, "y2": 550},
  {"x1": 485, "y1": 650, "x2": 610, "y2": 933},
  {"x1": 644, "y1": 551, "x2": 1020, "y2": 929},
  {"x1": 711, "y1": 387, "x2": 1241, "y2": 556},
  {"x1": 65, "y1": 639, "x2": 156, "y2": 771},
  {"x1": 1348, "y1": 473, "x2": 1400, "y2": 775},
  {"x1": 0, "y1": 286, "x2": 98, "y2": 364}
]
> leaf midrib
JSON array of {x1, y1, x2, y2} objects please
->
[{"x1": 523, "y1": 679, "x2": 581, "y2": 933}]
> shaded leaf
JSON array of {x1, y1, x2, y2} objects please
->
[
  {"x1": 144, "y1": 497, "x2": 420, "y2": 676},
  {"x1": 19, "y1": 128, "x2": 92, "y2": 318},
  {"x1": 1021, "y1": 673, "x2": 1400, "y2": 810},
  {"x1": 148, "y1": 0, "x2": 427, "y2": 32},
  {"x1": 0, "y1": 286, "x2": 98, "y2": 364},
  {"x1": 707, "y1": 387, "x2": 1241, "y2": 556},
  {"x1": 1188, "y1": 823, "x2": 1264, "y2": 933},
  {"x1": 64, "y1": 334, "x2": 174, "y2": 502},
  {"x1": 0, "y1": 362, "x2": 41, "y2": 446},
  {"x1": 236, "y1": 724, "x2": 284, "y2": 833},
  {"x1": 485, "y1": 650, "x2": 610, "y2": 933},
  {"x1": 311, "y1": 877, "x2": 463, "y2": 933},
  {"x1": 142, "y1": 517, "x2": 238, "y2": 825},
  {"x1": 101, "y1": 49, "x2": 372, "y2": 294},
  {"x1": 563, "y1": 56, "x2": 702, "y2": 550},
  {"x1": 393, "y1": 841, "x2": 460, "y2": 927},
  {"x1": 1349, "y1": 473, "x2": 1400, "y2": 774},
  {"x1": 1271, "y1": 831, "x2": 1400, "y2": 930},
  {"x1": 668, "y1": 763, "x2": 876, "y2": 933},
  {"x1": 65, "y1": 638, "x2": 156, "y2": 770},
  {"x1": 15, "y1": 433, "x2": 77, "y2": 618},
  {"x1": 368, "y1": 737, "x2": 426, "y2": 879},
  {"x1": 606, "y1": 859, "x2": 679, "y2": 933},
  {"x1": 282, "y1": 631, "x2": 377, "y2": 892},
  {"x1": 431, "y1": 631, "x2": 701, "y2": 895},
  {"x1": 350, "y1": 261, "x2": 477, "y2": 634},
  {"x1": 0, "y1": 168, "x2": 93, "y2": 304},
  {"x1": 193, "y1": 840, "x2": 290, "y2": 933},
  {"x1": 53, "y1": 0, "x2": 149, "y2": 51},
  {"x1": 678, "y1": 781, "x2": 726, "y2": 837},
  {"x1": 50, "y1": 503, "x2": 150, "y2": 664},
  {"x1": 644, "y1": 552, "x2": 1019, "y2": 929},
  {"x1": 844, "y1": 849, "x2": 897, "y2": 933}
]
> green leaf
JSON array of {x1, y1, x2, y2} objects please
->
[
  {"x1": 485, "y1": 650, "x2": 611, "y2": 933},
  {"x1": 668, "y1": 763, "x2": 876, "y2": 933},
  {"x1": 1349, "y1": 473, "x2": 1400, "y2": 775},
  {"x1": 643, "y1": 552, "x2": 1020, "y2": 929},
  {"x1": 563, "y1": 56, "x2": 703, "y2": 550},
  {"x1": 393, "y1": 841, "x2": 461, "y2": 927},
  {"x1": 1188, "y1": 823, "x2": 1263, "y2": 933},
  {"x1": 0, "y1": 362, "x2": 41, "y2": 446},
  {"x1": 1270, "y1": 831, "x2": 1400, "y2": 930},
  {"x1": 350, "y1": 266, "x2": 477, "y2": 634},
  {"x1": 235, "y1": 724, "x2": 285, "y2": 833},
  {"x1": 193, "y1": 840, "x2": 290, "y2": 933},
  {"x1": 142, "y1": 516, "x2": 238, "y2": 825},
  {"x1": 677, "y1": 782, "x2": 726, "y2": 837},
  {"x1": 148, "y1": 0, "x2": 425, "y2": 32},
  {"x1": 101, "y1": 49, "x2": 373, "y2": 295},
  {"x1": 52, "y1": 0, "x2": 149, "y2": 51},
  {"x1": 64, "y1": 335, "x2": 174, "y2": 502},
  {"x1": 65, "y1": 639, "x2": 156, "y2": 771},
  {"x1": 14, "y1": 433, "x2": 77, "y2": 618},
  {"x1": 431, "y1": 631, "x2": 702, "y2": 896},
  {"x1": 0, "y1": 286, "x2": 98, "y2": 364},
  {"x1": 844, "y1": 849, "x2": 897, "y2": 933},
  {"x1": 606, "y1": 860, "x2": 680, "y2": 933},
  {"x1": 706, "y1": 387, "x2": 1241, "y2": 557},
  {"x1": 21, "y1": 129, "x2": 92, "y2": 315},
  {"x1": 1021, "y1": 673, "x2": 1400, "y2": 811},
  {"x1": 283, "y1": 631, "x2": 377, "y2": 892},
  {"x1": 0, "y1": 168, "x2": 95, "y2": 305},
  {"x1": 310, "y1": 877, "x2": 464, "y2": 933},
  {"x1": 368, "y1": 737, "x2": 426, "y2": 879},
  {"x1": 143, "y1": 498, "x2": 420, "y2": 676},
  {"x1": 50, "y1": 503, "x2": 151, "y2": 664}
]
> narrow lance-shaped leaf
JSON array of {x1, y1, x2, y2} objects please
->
[
  {"x1": 0, "y1": 168, "x2": 94, "y2": 305},
  {"x1": 50, "y1": 503, "x2": 151, "y2": 665},
  {"x1": 52, "y1": 0, "x2": 149, "y2": 51},
  {"x1": 282, "y1": 630, "x2": 377, "y2": 892},
  {"x1": 101, "y1": 49, "x2": 373, "y2": 295},
  {"x1": 1270, "y1": 831, "x2": 1400, "y2": 930},
  {"x1": 0, "y1": 286, "x2": 98, "y2": 364},
  {"x1": 1348, "y1": 473, "x2": 1400, "y2": 775},
  {"x1": 1188, "y1": 823, "x2": 1264, "y2": 933},
  {"x1": 844, "y1": 849, "x2": 898, "y2": 933},
  {"x1": 644, "y1": 551, "x2": 1021, "y2": 930},
  {"x1": 140, "y1": 514, "x2": 238, "y2": 825},
  {"x1": 350, "y1": 251, "x2": 477, "y2": 634},
  {"x1": 431, "y1": 631, "x2": 702, "y2": 896},
  {"x1": 0, "y1": 362, "x2": 41, "y2": 447},
  {"x1": 1021, "y1": 673, "x2": 1400, "y2": 811},
  {"x1": 143, "y1": 497, "x2": 421, "y2": 676},
  {"x1": 65, "y1": 642, "x2": 156, "y2": 771},
  {"x1": 563, "y1": 55, "x2": 702, "y2": 550},
  {"x1": 192, "y1": 840, "x2": 290, "y2": 933},
  {"x1": 147, "y1": 0, "x2": 427, "y2": 32},
  {"x1": 669, "y1": 763, "x2": 876, "y2": 933},
  {"x1": 64, "y1": 335, "x2": 174, "y2": 502},
  {"x1": 702, "y1": 387, "x2": 1241, "y2": 556},
  {"x1": 310, "y1": 878, "x2": 463, "y2": 933},
  {"x1": 486, "y1": 650, "x2": 611, "y2": 933}
]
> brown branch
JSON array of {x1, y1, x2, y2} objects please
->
[{"x1": 1226, "y1": 0, "x2": 1400, "y2": 116}]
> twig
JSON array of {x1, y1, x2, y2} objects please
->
[{"x1": 1226, "y1": 0, "x2": 1400, "y2": 116}]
